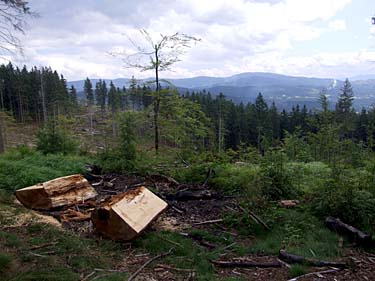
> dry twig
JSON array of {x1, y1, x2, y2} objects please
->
[{"x1": 128, "y1": 248, "x2": 174, "y2": 281}]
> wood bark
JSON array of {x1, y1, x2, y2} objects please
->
[
  {"x1": 325, "y1": 216, "x2": 372, "y2": 246},
  {"x1": 15, "y1": 174, "x2": 97, "y2": 210},
  {"x1": 91, "y1": 186, "x2": 168, "y2": 241}
]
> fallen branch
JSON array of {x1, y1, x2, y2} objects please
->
[
  {"x1": 149, "y1": 174, "x2": 180, "y2": 186},
  {"x1": 156, "y1": 264, "x2": 195, "y2": 273},
  {"x1": 211, "y1": 259, "x2": 281, "y2": 268},
  {"x1": 81, "y1": 271, "x2": 96, "y2": 281},
  {"x1": 156, "y1": 234, "x2": 183, "y2": 248},
  {"x1": 222, "y1": 242, "x2": 237, "y2": 251},
  {"x1": 167, "y1": 189, "x2": 221, "y2": 201},
  {"x1": 179, "y1": 232, "x2": 217, "y2": 249},
  {"x1": 325, "y1": 217, "x2": 372, "y2": 246},
  {"x1": 248, "y1": 211, "x2": 270, "y2": 230},
  {"x1": 91, "y1": 179, "x2": 103, "y2": 186},
  {"x1": 193, "y1": 219, "x2": 223, "y2": 226},
  {"x1": 128, "y1": 248, "x2": 173, "y2": 281},
  {"x1": 202, "y1": 167, "x2": 214, "y2": 188},
  {"x1": 287, "y1": 267, "x2": 341, "y2": 281},
  {"x1": 238, "y1": 206, "x2": 269, "y2": 230},
  {"x1": 29, "y1": 241, "x2": 58, "y2": 250},
  {"x1": 279, "y1": 250, "x2": 347, "y2": 268}
]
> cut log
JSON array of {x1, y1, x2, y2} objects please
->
[
  {"x1": 279, "y1": 200, "x2": 300, "y2": 208},
  {"x1": 325, "y1": 216, "x2": 372, "y2": 246},
  {"x1": 15, "y1": 174, "x2": 98, "y2": 210},
  {"x1": 91, "y1": 186, "x2": 168, "y2": 241},
  {"x1": 279, "y1": 249, "x2": 347, "y2": 268}
]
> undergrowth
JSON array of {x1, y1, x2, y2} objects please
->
[{"x1": 0, "y1": 146, "x2": 90, "y2": 191}]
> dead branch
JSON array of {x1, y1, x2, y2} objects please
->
[
  {"x1": 149, "y1": 174, "x2": 179, "y2": 186},
  {"x1": 167, "y1": 189, "x2": 221, "y2": 201},
  {"x1": 202, "y1": 167, "x2": 214, "y2": 188},
  {"x1": 222, "y1": 242, "x2": 237, "y2": 251},
  {"x1": 287, "y1": 267, "x2": 341, "y2": 281},
  {"x1": 193, "y1": 219, "x2": 223, "y2": 226},
  {"x1": 238, "y1": 206, "x2": 269, "y2": 230},
  {"x1": 128, "y1": 248, "x2": 174, "y2": 281},
  {"x1": 279, "y1": 250, "x2": 347, "y2": 268},
  {"x1": 156, "y1": 264, "x2": 195, "y2": 273},
  {"x1": 81, "y1": 271, "x2": 95, "y2": 281},
  {"x1": 181, "y1": 232, "x2": 217, "y2": 249},
  {"x1": 29, "y1": 241, "x2": 58, "y2": 250},
  {"x1": 211, "y1": 259, "x2": 281, "y2": 268}
]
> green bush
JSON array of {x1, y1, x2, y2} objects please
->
[
  {"x1": 210, "y1": 163, "x2": 261, "y2": 195},
  {"x1": 36, "y1": 121, "x2": 77, "y2": 155},
  {"x1": 118, "y1": 112, "x2": 137, "y2": 163},
  {"x1": 310, "y1": 169, "x2": 375, "y2": 235},
  {"x1": 260, "y1": 150, "x2": 295, "y2": 200},
  {"x1": 97, "y1": 148, "x2": 136, "y2": 173}
]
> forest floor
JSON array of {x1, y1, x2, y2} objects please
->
[{"x1": 1, "y1": 173, "x2": 375, "y2": 281}]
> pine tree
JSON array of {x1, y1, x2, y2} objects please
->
[
  {"x1": 84, "y1": 78, "x2": 94, "y2": 106},
  {"x1": 336, "y1": 78, "x2": 355, "y2": 138}
]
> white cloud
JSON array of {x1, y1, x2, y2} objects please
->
[
  {"x1": 18, "y1": 0, "x2": 355, "y2": 80},
  {"x1": 328, "y1": 19, "x2": 347, "y2": 31}
]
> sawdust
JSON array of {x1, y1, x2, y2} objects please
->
[{"x1": 0, "y1": 204, "x2": 62, "y2": 229}]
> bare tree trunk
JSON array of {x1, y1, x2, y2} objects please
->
[
  {"x1": 89, "y1": 105, "x2": 94, "y2": 143},
  {"x1": 0, "y1": 121, "x2": 4, "y2": 153},
  {"x1": 112, "y1": 109, "x2": 116, "y2": 137},
  {"x1": 154, "y1": 49, "x2": 160, "y2": 152},
  {"x1": 40, "y1": 71, "x2": 47, "y2": 123}
]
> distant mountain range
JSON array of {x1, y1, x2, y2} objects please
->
[{"x1": 68, "y1": 72, "x2": 375, "y2": 110}]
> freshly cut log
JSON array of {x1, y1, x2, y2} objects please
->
[
  {"x1": 15, "y1": 174, "x2": 98, "y2": 210},
  {"x1": 91, "y1": 186, "x2": 168, "y2": 241}
]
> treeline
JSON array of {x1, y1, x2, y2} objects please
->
[
  {"x1": 83, "y1": 76, "x2": 153, "y2": 117},
  {"x1": 0, "y1": 63, "x2": 78, "y2": 122},
  {"x1": 2, "y1": 64, "x2": 375, "y2": 158},
  {"x1": 184, "y1": 79, "x2": 375, "y2": 155}
]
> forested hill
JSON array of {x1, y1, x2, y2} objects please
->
[{"x1": 68, "y1": 72, "x2": 375, "y2": 110}]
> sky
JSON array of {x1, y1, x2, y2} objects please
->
[{"x1": 8, "y1": 0, "x2": 375, "y2": 80}]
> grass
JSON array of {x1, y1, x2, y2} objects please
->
[
  {"x1": 0, "y1": 252, "x2": 13, "y2": 274},
  {"x1": 0, "y1": 147, "x2": 91, "y2": 192},
  {"x1": 0, "y1": 218, "x2": 128, "y2": 280},
  {"x1": 289, "y1": 264, "x2": 308, "y2": 278},
  {"x1": 249, "y1": 207, "x2": 341, "y2": 260}
]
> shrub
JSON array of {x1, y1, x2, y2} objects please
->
[
  {"x1": 260, "y1": 149, "x2": 295, "y2": 200},
  {"x1": 36, "y1": 121, "x2": 77, "y2": 154},
  {"x1": 210, "y1": 163, "x2": 261, "y2": 195},
  {"x1": 310, "y1": 169, "x2": 375, "y2": 235},
  {"x1": 118, "y1": 112, "x2": 137, "y2": 163}
]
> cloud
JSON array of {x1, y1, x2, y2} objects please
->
[
  {"x1": 328, "y1": 19, "x2": 347, "y2": 31},
  {"x1": 18, "y1": 0, "x2": 356, "y2": 80}
]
